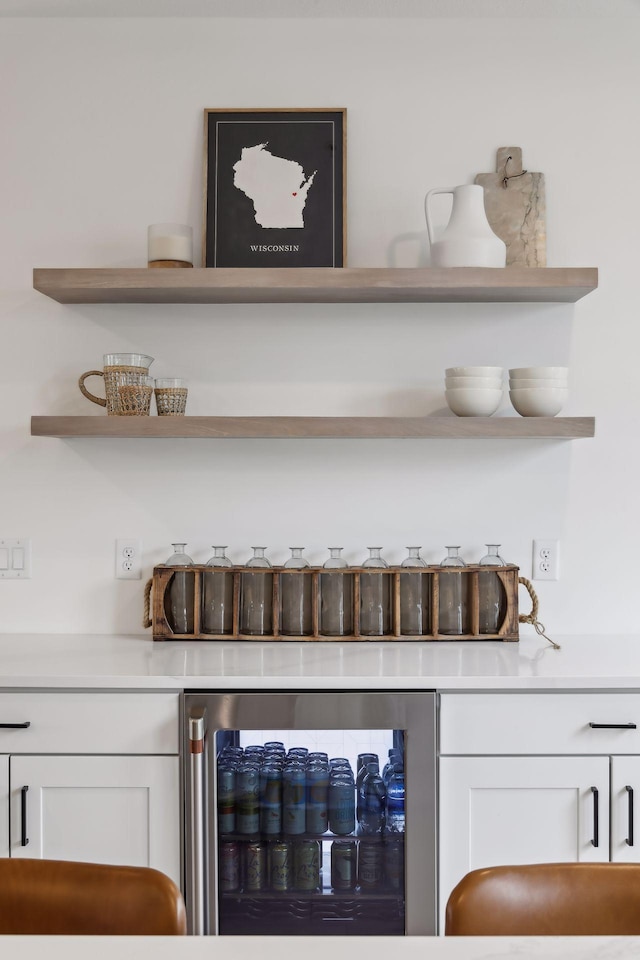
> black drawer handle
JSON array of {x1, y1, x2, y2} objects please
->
[
  {"x1": 627, "y1": 785, "x2": 634, "y2": 846},
  {"x1": 0, "y1": 722, "x2": 30, "y2": 729},
  {"x1": 591, "y1": 786, "x2": 599, "y2": 847},
  {"x1": 589, "y1": 723, "x2": 637, "y2": 729},
  {"x1": 21, "y1": 785, "x2": 29, "y2": 847}
]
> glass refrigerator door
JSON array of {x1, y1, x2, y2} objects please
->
[
  {"x1": 185, "y1": 692, "x2": 436, "y2": 937},
  {"x1": 217, "y1": 727, "x2": 404, "y2": 935}
]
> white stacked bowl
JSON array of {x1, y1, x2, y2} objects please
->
[
  {"x1": 445, "y1": 366, "x2": 503, "y2": 417},
  {"x1": 509, "y1": 367, "x2": 568, "y2": 417}
]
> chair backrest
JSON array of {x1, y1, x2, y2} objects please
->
[
  {"x1": 0, "y1": 859, "x2": 187, "y2": 935},
  {"x1": 445, "y1": 862, "x2": 640, "y2": 936}
]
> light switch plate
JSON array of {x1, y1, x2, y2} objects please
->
[{"x1": 0, "y1": 539, "x2": 32, "y2": 579}]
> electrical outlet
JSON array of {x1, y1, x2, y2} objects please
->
[
  {"x1": 115, "y1": 539, "x2": 142, "y2": 580},
  {"x1": 532, "y1": 539, "x2": 560, "y2": 581}
]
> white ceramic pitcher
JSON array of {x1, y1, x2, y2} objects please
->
[{"x1": 424, "y1": 184, "x2": 506, "y2": 268}]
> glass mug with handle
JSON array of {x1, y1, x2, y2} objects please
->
[{"x1": 78, "y1": 353, "x2": 154, "y2": 415}]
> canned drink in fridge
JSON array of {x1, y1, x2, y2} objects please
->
[
  {"x1": 330, "y1": 840, "x2": 357, "y2": 891},
  {"x1": 269, "y1": 841, "x2": 292, "y2": 892},
  {"x1": 283, "y1": 766, "x2": 306, "y2": 835},
  {"x1": 260, "y1": 764, "x2": 283, "y2": 835},
  {"x1": 217, "y1": 764, "x2": 236, "y2": 834},
  {"x1": 293, "y1": 840, "x2": 321, "y2": 891},
  {"x1": 306, "y1": 765, "x2": 329, "y2": 835},
  {"x1": 384, "y1": 839, "x2": 404, "y2": 893},
  {"x1": 219, "y1": 841, "x2": 240, "y2": 892},
  {"x1": 358, "y1": 841, "x2": 383, "y2": 890},
  {"x1": 245, "y1": 841, "x2": 267, "y2": 892},
  {"x1": 237, "y1": 763, "x2": 260, "y2": 834}
]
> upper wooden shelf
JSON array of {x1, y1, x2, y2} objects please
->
[
  {"x1": 32, "y1": 267, "x2": 598, "y2": 305},
  {"x1": 31, "y1": 416, "x2": 595, "y2": 440}
]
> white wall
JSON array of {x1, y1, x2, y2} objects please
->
[{"x1": 1, "y1": 11, "x2": 638, "y2": 635}]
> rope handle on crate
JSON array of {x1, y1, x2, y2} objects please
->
[
  {"x1": 143, "y1": 578, "x2": 153, "y2": 629},
  {"x1": 518, "y1": 575, "x2": 560, "y2": 649}
]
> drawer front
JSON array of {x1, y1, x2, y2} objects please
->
[
  {"x1": 440, "y1": 692, "x2": 640, "y2": 755},
  {"x1": 0, "y1": 692, "x2": 179, "y2": 754}
]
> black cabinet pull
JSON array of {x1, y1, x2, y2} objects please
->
[
  {"x1": 21, "y1": 786, "x2": 29, "y2": 847},
  {"x1": 590, "y1": 786, "x2": 599, "y2": 847},
  {"x1": 626, "y1": 785, "x2": 634, "y2": 846},
  {"x1": 0, "y1": 722, "x2": 30, "y2": 729},
  {"x1": 589, "y1": 722, "x2": 637, "y2": 729}
]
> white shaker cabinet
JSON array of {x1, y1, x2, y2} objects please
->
[
  {"x1": 0, "y1": 756, "x2": 8, "y2": 858},
  {"x1": 439, "y1": 755, "x2": 609, "y2": 927},
  {"x1": 10, "y1": 754, "x2": 179, "y2": 882},
  {"x1": 0, "y1": 691, "x2": 180, "y2": 885},
  {"x1": 438, "y1": 692, "x2": 640, "y2": 930}
]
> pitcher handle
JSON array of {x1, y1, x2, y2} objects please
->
[
  {"x1": 424, "y1": 188, "x2": 455, "y2": 248},
  {"x1": 78, "y1": 370, "x2": 106, "y2": 407}
]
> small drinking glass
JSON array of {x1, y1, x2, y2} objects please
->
[
  {"x1": 202, "y1": 546, "x2": 234, "y2": 635},
  {"x1": 320, "y1": 547, "x2": 354, "y2": 637},
  {"x1": 400, "y1": 546, "x2": 430, "y2": 636},
  {"x1": 438, "y1": 545, "x2": 469, "y2": 635},
  {"x1": 280, "y1": 547, "x2": 312, "y2": 636},
  {"x1": 164, "y1": 542, "x2": 195, "y2": 635},
  {"x1": 240, "y1": 547, "x2": 273, "y2": 636},
  {"x1": 155, "y1": 378, "x2": 188, "y2": 416},
  {"x1": 478, "y1": 544, "x2": 508, "y2": 635},
  {"x1": 359, "y1": 547, "x2": 392, "y2": 637}
]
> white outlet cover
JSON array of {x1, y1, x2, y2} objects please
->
[
  {"x1": 0, "y1": 539, "x2": 32, "y2": 579},
  {"x1": 532, "y1": 539, "x2": 559, "y2": 581},
  {"x1": 115, "y1": 538, "x2": 142, "y2": 580}
]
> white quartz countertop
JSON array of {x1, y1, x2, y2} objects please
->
[
  {"x1": 0, "y1": 936, "x2": 638, "y2": 960},
  {"x1": 0, "y1": 631, "x2": 638, "y2": 690}
]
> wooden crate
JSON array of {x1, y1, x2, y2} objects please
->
[{"x1": 151, "y1": 564, "x2": 520, "y2": 642}]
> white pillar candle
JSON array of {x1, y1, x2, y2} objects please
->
[{"x1": 148, "y1": 223, "x2": 193, "y2": 264}]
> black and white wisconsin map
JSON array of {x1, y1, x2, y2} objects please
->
[{"x1": 233, "y1": 142, "x2": 317, "y2": 229}]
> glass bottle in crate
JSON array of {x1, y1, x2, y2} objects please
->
[
  {"x1": 478, "y1": 544, "x2": 508, "y2": 634},
  {"x1": 202, "y1": 546, "x2": 234, "y2": 635},
  {"x1": 438, "y1": 545, "x2": 470, "y2": 635},
  {"x1": 399, "y1": 546, "x2": 430, "y2": 636},
  {"x1": 359, "y1": 547, "x2": 392, "y2": 636},
  {"x1": 320, "y1": 547, "x2": 354, "y2": 636},
  {"x1": 280, "y1": 547, "x2": 312, "y2": 636},
  {"x1": 164, "y1": 543, "x2": 195, "y2": 634},
  {"x1": 240, "y1": 547, "x2": 273, "y2": 636}
]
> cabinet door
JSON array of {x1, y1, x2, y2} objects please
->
[
  {"x1": 439, "y1": 756, "x2": 609, "y2": 931},
  {"x1": 611, "y1": 756, "x2": 640, "y2": 863},
  {"x1": 0, "y1": 756, "x2": 7, "y2": 857},
  {"x1": 10, "y1": 755, "x2": 180, "y2": 885}
]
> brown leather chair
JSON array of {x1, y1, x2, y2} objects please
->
[
  {"x1": 445, "y1": 862, "x2": 640, "y2": 935},
  {"x1": 0, "y1": 859, "x2": 187, "y2": 935}
]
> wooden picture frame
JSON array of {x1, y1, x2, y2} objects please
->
[{"x1": 203, "y1": 108, "x2": 346, "y2": 268}]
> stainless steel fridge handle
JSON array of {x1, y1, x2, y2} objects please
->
[{"x1": 189, "y1": 714, "x2": 206, "y2": 936}]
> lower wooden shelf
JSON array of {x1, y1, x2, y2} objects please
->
[{"x1": 30, "y1": 415, "x2": 595, "y2": 439}]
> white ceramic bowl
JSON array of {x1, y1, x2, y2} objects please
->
[
  {"x1": 446, "y1": 375, "x2": 503, "y2": 389},
  {"x1": 446, "y1": 366, "x2": 503, "y2": 379},
  {"x1": 508, "y1": 378, "x2": 568, "y2": 389},
  {"x1": 509, "y1": 387, "x2": 568, "y2": 417},
  {"x1": 509, "y1": 366, "x2": 569, "y2": 380},
  {"x1": 445, "y1": 387, "x2": 503, "y2": 417}
]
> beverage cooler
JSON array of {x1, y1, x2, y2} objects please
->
[{"x1": 184, "y1": 691, "x2": 436, "y2": 936}]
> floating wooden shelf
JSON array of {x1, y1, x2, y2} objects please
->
[
  {"x1": 30, "y1": 416, "x2": 595, "y2": 440},
  {"x1": 32, "y1": 266, "x2": 598, "y2": 304}
]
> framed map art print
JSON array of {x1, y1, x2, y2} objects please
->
[{"x1": 203, "y1": 108, "x2": 346, "y2": 267}]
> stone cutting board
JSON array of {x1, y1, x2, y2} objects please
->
[{"x1": 475, "y1": 147, "x2": 546, "y2": 267}]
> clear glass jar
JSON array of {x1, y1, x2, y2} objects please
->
[
  {"x1": 320, "y1": 547, "x2": 354, "y2": 637},
  {"x1": 399, "y1": 546, "x2": 430, "y2": 636},
  {"x1": 359, "y1": 547, "x2": 392, "y2": 637},
  {"x1": 240, "y1": 547, "x2": 273, "y2": 636},
  {"x1": 438, "y1": 545, "x2": 469, "y2": 635},
  {"x1": 478, "y1": 544, "x2": 508, "y2": 634},
  {"x1": 280, "y1": 547, "x2": 313, "y2": 636},
  {"x1": 202, "y1": 546, "x2": 234, "y2": 635},
  {"x1": 164, "y1": 543, "x2": 195, "y2": 635}
]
